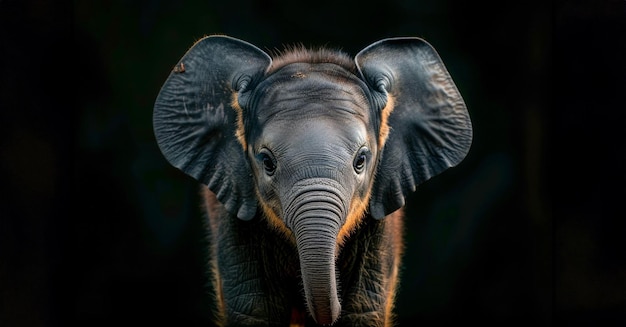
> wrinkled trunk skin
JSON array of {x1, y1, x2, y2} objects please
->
[
  {"x1": 294, "y1": 221, "x2": 341, "y2": 325},
  {"x1": 285, "y1": 181, "x2": 346, "y2": 325}
]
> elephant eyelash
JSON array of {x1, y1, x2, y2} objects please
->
[
  {"x1": 353, "y1": 146, "x2": 370, "y2": 173},
  {"x1": 257, "y1": 148, "x2": 277, "y2": 176}
]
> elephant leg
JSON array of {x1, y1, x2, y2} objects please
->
[
  {"x1": 204, "y1": 188, "x2": 300, "y2": 326},
  {"x1": 336, "y1": 210, "x2": 405, "y2": 327}
]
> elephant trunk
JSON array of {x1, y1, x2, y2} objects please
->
[
  {"x1": 294, "y1": 221, "x2": 341, "y2": 325},
  {"x1": 285, "y1": 181, "x2": 346, "y2": 325}
]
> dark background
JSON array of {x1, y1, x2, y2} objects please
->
[{"x1": 1, "y1": 0, "x2": 624, "y2": 326}]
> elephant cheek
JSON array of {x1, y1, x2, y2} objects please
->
[{"x1": 337, "y1": 192, "x2": 371, "y2": 246}]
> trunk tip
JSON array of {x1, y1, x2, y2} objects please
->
[{"x1": 309, "y1": 297, "x2": 340, "y2": 326}]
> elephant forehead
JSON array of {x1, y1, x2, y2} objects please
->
[
  {"x1": 262, "y1": 116, "x2": 368, "y2": 156},
  {"x1": 253, "y1": 64, "x2": 371, "y2": 123}
]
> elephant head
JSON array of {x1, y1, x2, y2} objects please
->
[{"x1": 153, "y1": 35, "x2": 472, "y2": 325}]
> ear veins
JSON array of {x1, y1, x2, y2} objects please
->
[
  {"x1": 230, "y1": 92, "x2": 247, "y2": 150},
  {"x1": 337, "y1": 190, "x2": 371, "y2": 247},
  {"x1": 378, "y1": 95, "x2": 395, "y2": 149}
]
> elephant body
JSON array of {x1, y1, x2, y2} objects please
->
[
  {"x1": 204, "y1": 188, "x2": 404, "y2": 326},
  {"x1": 153, "y1": 35, "x2": 472, "y2": 326}
]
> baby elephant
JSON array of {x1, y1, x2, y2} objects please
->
[{"x1": 153, "y1": 35, "x2": 472, "y2": 326}]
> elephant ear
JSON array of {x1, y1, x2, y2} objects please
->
[
  {"x1": 153, "y1": 35, "x2": 272, "y2": 220},
  {"x1": 356, "y1": 37, "x2": 473, "y2": 219}
]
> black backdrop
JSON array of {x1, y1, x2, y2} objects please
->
[{"x1": 1, "y1": 0, "x2": 624, "y2": 326}]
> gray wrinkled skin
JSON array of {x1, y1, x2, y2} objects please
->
[{"x1": 154, "y1": 35, "x2": 472, "y2": 326}]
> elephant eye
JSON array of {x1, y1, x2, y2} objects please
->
[
  {"x1": 257, "y1": 149, "x2": 276, "y2": 176},
  {"x1": 353, "y1": 147, "x2": 369, "y2": 173}
]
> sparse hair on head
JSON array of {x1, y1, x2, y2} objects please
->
[{"x1": 268, "y1": 44, "x2": 357, "y2": 74}]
